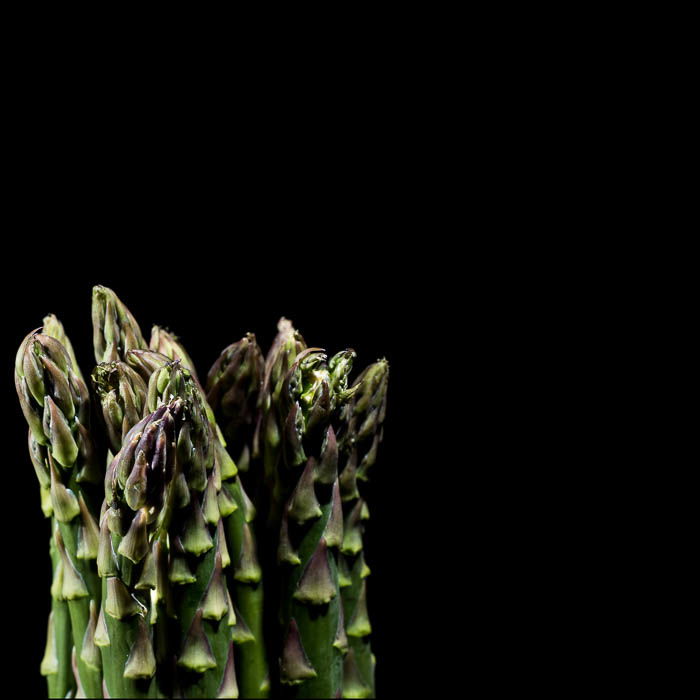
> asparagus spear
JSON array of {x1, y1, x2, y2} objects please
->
[
  {"x1": 145, "y1": 377, "x2": 235, "y2": 699},
  {"x1": 207, "y1": 336, "x2": 270, "y2": 698},
  {"x1": 100, "y1": 401, "x2": 177, "y2": 698},
  {"x1": 15, "y1": 329, "x2": 103, "y2": 697},
  {"x1": 271, "y1": 347, "x2": 357, "y2": 698},
  {"x1": 337, "y1": 360, "x2": 389, "y2": 698},
  {"x1": 101, "y1": 394, "x2": 235, "y2": 698},
  {"x1": 147, "y1": 358, "x2": 269, "y2": 698}
]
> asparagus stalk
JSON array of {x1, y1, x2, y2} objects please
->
[
  {"x1": 337, "y1": 360, "x2": 389, "y2": 698},
  {"x1": 207, "y1": 336, "x2": 270, "y2": 698},
  {"x1": 271, "y1": 347, "x2": 357, "y2": 698},
  {"x1": 15, "y1": 329, "x2": 103, "y2": 697}
]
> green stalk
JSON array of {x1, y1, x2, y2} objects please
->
[
  {"x1": 221, "y1": 471, "x2": 268, "y2": 698},
  {"x1": 339, "y1": 554, "x2": 373, "y2": 699},
  {"x1": 171, "y1": 523, "x2": 232, "y2": 698},
  {"x1": 280, "y1": 486, "x2": 344, "y2": 698},
  {"x1": 56, "y1": 512, "x2": 103, "y2": 698},
  {"x1": 232, "y1": 577, "x2": 267, "y2": 697},
  {"x1": 44, "y1": 532, "x2": 76, "y2": 698}
]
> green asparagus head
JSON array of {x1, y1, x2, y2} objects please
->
[
  {"x1": 262, "y1": 318, "x2": 307, "y2": 409},
  {"x1": 15, "y1": 329, "x2": 95, "y2": 478},
  {"x1": 125, "y1": 349, "x2": 171, "y2": 384},
  {"x1": 92, "y1": 362, "x2": 149, "y2": 454},
  {"x1": 206, "y1": 333, "x2": 264, "y2": 447},
  {"x1": 42, "y1": 314, "x2": 85, "y2": 383},
  {"x1": 150, "y1": 326, "x2": 200, "y2": 384},
  {"x1": 92, "y1": 285, "x2": 147, "y2": 364},
  {"x1": 280, "y1": 348, "x2": 358, "y2": 468},
  {"x1": 104, "y1": 398, "x2": 185, "y2": 541},
  {"x1": 344, "y1": 359, "x2": 389, "y2": 441},
  {"x1": 147, "y1": 361, "x2": 202, "y2": 416},
  {"x1": 146, "y1": 360, "x2": 217, "y2": 489},
  {"x1": 329, "y1": 350, "x2": 358, "y2": 411},
  {"x1": 253, "y1": 318, "x2": 306, "y2": 462},
  {"x1": 339, "y1": 359, "x2": 389, "y2": 488}
]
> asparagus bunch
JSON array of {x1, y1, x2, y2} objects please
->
[{"x1": 15, "y1": 287, "x2": 389, "y2": 699}]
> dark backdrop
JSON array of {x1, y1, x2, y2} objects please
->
[{"x1": 1, "y1": 254, "x2": 424, "y2": 697}]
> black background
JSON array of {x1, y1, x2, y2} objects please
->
[{"x1": 1, "y1": 251, "x2": 431, "y2": 698}]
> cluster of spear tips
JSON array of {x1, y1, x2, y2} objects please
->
[{"x1": 14, "y1": 286, "x2": 388, "y2": 699}]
